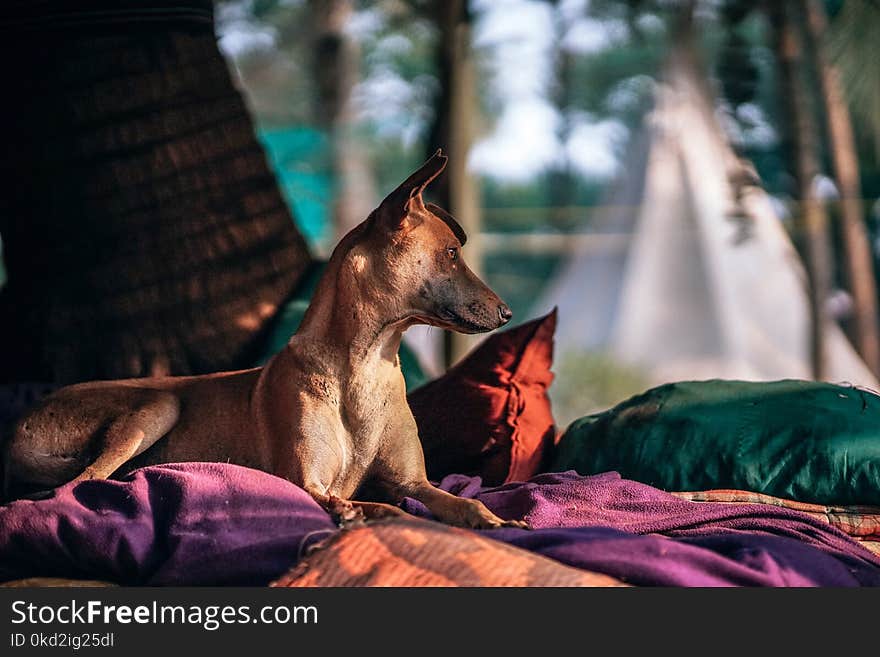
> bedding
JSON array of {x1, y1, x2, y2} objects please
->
[
  {"x1": 552, "y1": 379, "x2": 880, "y2": 506},
  {"x1": 672, "y1": 489, "x2": 880, "y2": 539},
  {"x1": 0, "y1": 463, "x2": 336, "y2": 586},
  {"x1": 2, "y1": 463, "x2": 879, "y2": 587},
  {"x1": 270, "y1": 519, "x2": 625, "y2": 587}
]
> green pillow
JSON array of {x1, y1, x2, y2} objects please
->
[
  {"x1": 254, "y1": 262, "x2": 428, "y2": 391},
  {"x1": 551, "y1": 379, "x2": 880, "y2": 506}
]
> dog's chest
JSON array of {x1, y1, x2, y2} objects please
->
[{"x1": 335, "y1": 368, "x2": 404, "y2": 466}]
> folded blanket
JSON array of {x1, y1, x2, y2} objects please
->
[
  {"x1": 1, "y1": 464, "x2": 879, "y2": 586},
  {"x1": 672, "y1": 489, "x2": 880, "y2": 539}
]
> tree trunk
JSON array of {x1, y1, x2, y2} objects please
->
[
  {"x1": 770, "y1": 0, "x2": 833, "y2": 380},
  {"x1": 0, "y1": 3, "x2": 311, "y2": 384},
  {"x1": 308, "y1": 0, "x2": 376, "y2": 246},
  {"x1": 429, "y1": 0, "x2": 483, "y2": 368},
  {"x1": 548, "y1": 4, "x2": 575, "y2": 228},
  {"x1": 803, "y1": 0, "x2": 880, "y2": 375}
]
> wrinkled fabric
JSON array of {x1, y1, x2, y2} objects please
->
[
  {"x1": 403, "y1": 471, "x2": 880, "y2": 586},
  {"x1": 552, "y1": 379, "x2": 880, "y2": 505},
  {"x1": 270, "y1": 520, "x2": 626, "y2": 587},
  {"x1": 0, "y1": 463, "x2": 335, "y2": 585},
  {"x1": 2, "y1": 464, "x2": 880, "y2": 586}
]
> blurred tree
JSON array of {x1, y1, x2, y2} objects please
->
[
  {"x1": 214, "y1": 0, "x2": 880, "y2": 380},
  {"x1": 827, "y1": 0, "x2": 880, "y2": 160},
  {"x1": 307, "y1": 0, "x2": 377, "y2": 239},
  {"x1": 217, "y1": 0, "x2": 440, "y2": 245},
  {"x1": 0, "y1": 3, "x2": 311, "y2": 384},
  {"x1": 803, "y1": 0, "x2": 879, "y2": 375},
  {"x1": 770, "y1": 0, "x2": 833, "y2": 379},
  {"x1": 426, "y1": 0, "x2": 483, "y2": 367},
  {"x1": 547, "y1": 0, "x2": 576, "y2": 227}
]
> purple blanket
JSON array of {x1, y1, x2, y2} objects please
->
[
  {"x1": 409, "y1": 472, "x2": 880, "y2": 586},
  {"x1": 1, "y1": 463, "x2": 878, "y2": 586}
]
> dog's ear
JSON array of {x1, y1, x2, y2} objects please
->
[{"x1": 376, "y1": 149, "x2": 448, "y2": 232}]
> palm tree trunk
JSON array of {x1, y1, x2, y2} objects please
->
[
  {"x1": 0, "y1": 3, "x2": 311, "y2": 384},
  {"x1": 803, "y1": 0, "x2": 880, "y2": 375},
  {"x1": 770, "y1": 0, "x2": 833, "y2": 380}
]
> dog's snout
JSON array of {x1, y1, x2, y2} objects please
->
[{"x1": 498, "y1": 304, "x2": 513, "y2": 324}]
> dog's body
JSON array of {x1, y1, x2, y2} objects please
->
[{"x1": 3, "y1": 152, "x2": 525, "y2": 529}]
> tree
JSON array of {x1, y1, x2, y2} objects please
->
[
  {"x1": 0, "y1": 3, "x2": 311, "y2": 384},
  {"x1": 802, "y1": 0, "x2": 880, "y2": 375},
  {"x1": 769, "y1": 0, "x2": 834, "y2": 379},
  {"x1": 427, "y1": 0, "x2": 483, "y2": 367},
  {"x1": 307, "y1": 0, "x2": 377, "y2": 240},
  {"x1": 827, "y1": 0, "x2": 880, "y2": 161}
]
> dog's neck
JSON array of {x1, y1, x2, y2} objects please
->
[{"x1": 293, "y1": 241, "x2": 409, "y2": 368}]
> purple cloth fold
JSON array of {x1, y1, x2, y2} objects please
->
[
  {"x1": 404, "y1": 471, "x2": 880, "y2": 586},
  {"x1": 0, "y1": 463, "x2": 336, "y2": 585},
  {"x1": 1, "y1": 464, "x2": 879, "y2": 586}
]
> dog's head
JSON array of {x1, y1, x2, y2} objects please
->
[{"x1": 358, "y1": 149, "x2": 512, "y2": 334}]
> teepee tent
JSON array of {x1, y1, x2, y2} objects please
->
[{"x1": 535, "y1": 50, "x2": 878, "y2": 389}]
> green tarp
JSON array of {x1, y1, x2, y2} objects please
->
[
  {"x1": 551, "y1": 379, "x2": 880, "y2": 505},
  {"x1": 258, "y1": 127, "x2": 333, "y2": 249}
]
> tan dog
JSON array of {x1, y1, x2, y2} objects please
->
[{"x1": 3, "y1": 151, "x2": 527, "y2": 529}]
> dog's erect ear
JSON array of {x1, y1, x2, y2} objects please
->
[
  {"x1": 396, "y1": 148, "x2": 448, "y2": 196},
  {"x1": 376, "y1": 149, "x2": 448, "y2": 232}
]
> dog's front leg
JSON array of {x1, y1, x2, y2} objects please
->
[
  {"x1": 404, "y1": 482, "x2": 528, "y2": 529},
  {"x1": 301, "y1": 484, "x2": 407, "y2": 525},
  {"x1": 287, "y1": 425, "x2": 408, "y2": 525},
  {"x1": 371, "y1": 432, "x2": 528, "y2": 529}
]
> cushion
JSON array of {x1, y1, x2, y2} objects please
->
[
  {"x1": 550, "y1": 379, "x2": 880, "y2": 506},
  {"x1": 408, "y1": 309, "x2": 557, "y2": 486}
]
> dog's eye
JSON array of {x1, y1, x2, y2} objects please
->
[{"x1": 447, "y1": 247, "x2": 458, "y2": 261}]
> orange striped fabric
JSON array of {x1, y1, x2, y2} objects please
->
[{"x1": 272, "y1": 518, "x2": 625, "y2": 588}]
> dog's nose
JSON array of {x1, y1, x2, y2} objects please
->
[{"x1": 498, "y1": 304, "x2": 513, "y2": 324}]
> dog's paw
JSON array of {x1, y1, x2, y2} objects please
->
[
  {"x1": 498, "y1": 518, "x2": 531, "y2": 530},
  {"x1": 480, "y1": 516, "x2": 530, "y2": 530},
  {"x1": 457, "y1": 500, "x2": 529, "y2": 530},
  {"x1": 328, "y1": 496, "x2": 366, "y2": 528}
]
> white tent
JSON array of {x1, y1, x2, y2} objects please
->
[{"x1": 535, "y1": 51, "x2": 878, "y2": 388}]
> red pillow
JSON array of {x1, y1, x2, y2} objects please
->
[{"x1": 408, "y1": 309, "x2": 557, "y2": 486}]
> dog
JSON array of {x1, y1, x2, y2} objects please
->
[{"x1": 3, "y1": 150, "x2": 527, "y2": 529}]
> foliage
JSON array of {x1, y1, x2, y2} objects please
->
[
  {"x1": 550, "y1": 349, "x2": 651, "y2": 429},
  {"x1": 828, "y1": 0, "x2": 880, "y2": 161}
]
